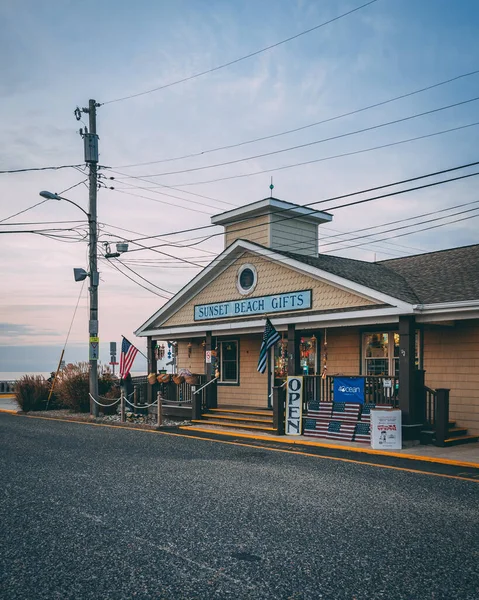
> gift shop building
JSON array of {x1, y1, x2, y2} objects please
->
[{"x1": 135, "y1": 197, "x2": 479, "y2": 447}]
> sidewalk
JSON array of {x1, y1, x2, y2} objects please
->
[
  {"x1": 0, "y1": 394, "x2": 19, "y2": 414},
  {"x1": 180, "y1": 423, "x2": 479, "y2": 468}
]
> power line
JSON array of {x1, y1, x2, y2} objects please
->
[
  {"x1": 117, "y1": 97, "x2": 479, "y2": 179},
  {"x1": 102, "y1": 257, "x2": 172, "y2": 299},
  {"x1": 108, "y1": 170, "x2": 238, "y2": 209},
  {"x1": 112, "y1": 178, "x2": 228, "y2": 213},
  {"x1": 0, "y1": 220, "x2": 84, "y2": 226},
  {"x1": 113, "y1": 258, "x2": 174, "y2": 296},
  {"x1": 167, "y1": 122, "x2": 479, "y2": 188},
  {"x1": 321, "y1": 204, "x2": 479, "y2": 250},
  {"x1": 104, "y1": 172, "x2": 236, "y2": 207},
  {"x1": 0, "y1": 199, "x2": 49, "y2": 224},
  {"x1": 114, "y1": 68, "x2": 479, "y2": 169},
  {"x1": 101, "y1": 0, "x2": 379, "y2": 105},
  {"x1": 112, "y1": 188, "x2": 216, "y2": 215},
  {"x1": 0, "y1": 164, "x2": 84, "y2": 175},
  {"x1": 325, "y1": 211, "x2": 479, "y2": 254},
  {"x1": 125, "y1": 169, "x2": 479, "y2": 262},
  {"x1": 122, "y1": 160, "x2": 479, "y2": 248}
]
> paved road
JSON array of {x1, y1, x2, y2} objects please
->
[{"x1": 1, "y1": 415, "x2": 478, "y2": 599}]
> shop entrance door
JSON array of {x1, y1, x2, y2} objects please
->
[{"x1": 270, "y1": 334, "x2": 319, "y2": 406}]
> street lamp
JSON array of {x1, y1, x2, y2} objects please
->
[{"x1": 39, "y1": 190, "x2": 100, "y2": 416}]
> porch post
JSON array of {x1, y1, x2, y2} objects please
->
[
  {"x1": 147, "y1": 336, "x2": 157, "y2": 404},
  {"x1": 205, "y1": 330, "x2": 217, "y2": 409},
  {"x1": 287, "y1": 324, "x2": 300, "y2": 376},
  {"x1": 398, "y1": 316, "x2": 422, "y2": 440}
]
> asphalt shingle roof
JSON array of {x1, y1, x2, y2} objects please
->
[{"x1": 270, "y1": 243, "x2": 479, "y2": 305}]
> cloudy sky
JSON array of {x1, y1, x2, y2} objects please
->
[{"x1": 1, "y1": 0, "x2": 478, "y2": 372}]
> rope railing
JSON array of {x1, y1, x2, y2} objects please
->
[
  {"x1": 124, "y1": 397, "x2": 158, "y2": 409},
  {"x1": 88, "y1": 393, "x2": 121, "y2": 407}
]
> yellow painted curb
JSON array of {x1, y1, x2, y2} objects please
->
[
  {"x1": 0, "y1": 408, "x2": 18, "y2": 414},
  {"x1": 179, "y1": 425, "x2": 479, "y2": 469}
]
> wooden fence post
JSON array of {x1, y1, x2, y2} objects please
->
[
  {"x1": 273, "y1": 386, "x2": 286, "y2": 435},
  {"x1": 157, "y1": 391, "x2": 162, "y2": 427},
  {"x1": 435, "y1": 388, "x2": 450, "y2": 447},
  {"x1": 192, "y1": 391, "x2": 202, "y2": 420},
  {"x1": 120, "y1": 390, "x2": 125, "y2": 423}
]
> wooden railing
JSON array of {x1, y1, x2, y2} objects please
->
[
  {"x1": 425, "y1": 386, "x2": 437, "y2": 427},
  {"x1": 131, "y1": 374, "x2": 208, "y2": 408},
  {"x1": 303, "y1": 375, "x2": 400, "y2": 409}
]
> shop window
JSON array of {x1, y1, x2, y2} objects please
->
[
  {"x1": 219, "y1": 340, "x2": 239, "y2": 384},
  {"x1": 363, "y1": 331, "x2": 421, "y2": 376},
  {"x1": 273, "y1": 335, "x2": 318, "y2": 383},
  {"x1": 300, "y1": 335, "x2": 318, "y2": 376}
]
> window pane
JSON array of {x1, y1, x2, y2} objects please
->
[
  {"x1": 300, "y1": 336, "x2": 318, "y2": 375},
  {"x1": 220, "y1": 341, "x2": 238, "y2": 382},
  {"x1": 222, "y1": 360, "x2": 237, "y2": 381},
  {"x1": 222, "y1": 342, "x2": 237, "y2": 361},
  {"x1": 365, "y1": 359, "x2": 388, "y2": 376},
  {"x1": 365, "y1": 333, "x2": 389, "y2": 358}
]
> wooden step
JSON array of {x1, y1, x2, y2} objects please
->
[
  {"x1": 447, "y1": 427, "x2": 468, "y2": 436},
  {"x1": 210, "y1": 408, "x2": 273, "y2": 417},
  {"x1": 191, "y1": 419, "x2": 275, "y2": 432},
  {"x1": 202, "y1": 413, "x2": 272, "y2": 424},
  {"x1": 443, "y1": 435, "x2": 479, "y2": 447},
  {"x1": 448, "y1": 421, "x2": 456, "y2": 428}
]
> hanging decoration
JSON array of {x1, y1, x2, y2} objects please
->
[
  {"x1": 187, "y1": 341, "x2": 192, "y2": 358},
  {"x1": 321, "y1": 329, "x2": 328, "y2": 380},
  {"x1": 159, "y1": 344, "x2": 165, "y2": 360}
]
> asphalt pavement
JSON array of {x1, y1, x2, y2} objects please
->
[{"x1": 1, "y1": 414, "x2": 478, "y2": 599}]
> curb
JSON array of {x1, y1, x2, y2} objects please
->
[
  {"x1": 0, "y1": 408, "x2": 19, "y2": 414},
  {"x1": 178, "y1": 425, "x2": 479, "y2": 469}
]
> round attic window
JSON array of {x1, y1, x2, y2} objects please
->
[{"x1": 237, "y1": 264, "x2": 257, "y2": 295}]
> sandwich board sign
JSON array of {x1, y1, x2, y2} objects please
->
[
  {"x1": 370, "y1": 409, "x2": 402, "y2": 450},
  {"x1": 285, "y1": 376, "x2": 303, "y2": 435}
]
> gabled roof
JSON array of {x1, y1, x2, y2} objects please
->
[
  {"x1": 135, "y1": 239, "x2": 413, "y2": 336},
  {"x1": 380, "y1": 243, "x2": 479, "y2": 304}
]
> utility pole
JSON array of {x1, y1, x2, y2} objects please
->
[{"x1": 84, "y1": 99, "x2": 99, "y2": 416}]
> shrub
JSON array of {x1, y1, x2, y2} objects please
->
[
  {"x1": 15, "y1": 375, "x2": 52, "y2": 412},
  {"x1": 55, "y1": 363, "x2": 120, "y2": 413}
]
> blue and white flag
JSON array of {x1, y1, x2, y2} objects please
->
[{"x1": 257, "y1": 318, "x2": 281, "y2": 374}]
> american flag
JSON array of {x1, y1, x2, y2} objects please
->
[
  {"x1": 119, "y1": 337, "x2": 139, "y2": 379},
  {"x1": 354, "y1": 422, "x2": 371, "y2": 443},
  {"x1": 307, "y1": 401, "x2": 333, "y2": 419},
  {"x1": 332, "y1": 402, "x2": 361, "y2": 422},
  {"x1": 257, "y1": 318, "x2": 281, "y2": 374},
  {"x1": 304, "y1": 418, "x2": 329, "y2": 438},
  {"x1": 327, "y1": 420, "x2": 356, "y2": 441}
]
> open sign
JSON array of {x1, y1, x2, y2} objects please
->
[{"x1": 285, "y1": 376, "x2": 303, "y2": 435}]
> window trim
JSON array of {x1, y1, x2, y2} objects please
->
[
  {"x1": 236, "y1": 264, "x2": 258, "y2": 296},
  {"x1": 360, "y1": 328, "x2": 422, "y2": 376},
  {"x1": 218, "y1": 338, "x2": 240, "y2": 386}
]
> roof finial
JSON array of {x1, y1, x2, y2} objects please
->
[{"x1": 269, "y1": 176, "x2": 274, "y2": 198}]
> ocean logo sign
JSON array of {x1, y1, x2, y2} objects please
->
[{"x1": 333, "y1": 376, "x2": 365, "y2": 404}]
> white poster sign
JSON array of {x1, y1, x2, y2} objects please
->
[
  {"x1": 285, "y1": 376, "x2": 303, "y2": 436},
  {"x1": 371, "y1": 409, "x2": 402, "y2": 450},
  {"x1": 205, "y1": 350, "x2": 212, "y2": 364}
]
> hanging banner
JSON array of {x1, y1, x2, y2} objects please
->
[
  {"x1": 370, "y1": 409, "x2": 402, "y2": 450},
  {"x1": 333, "y1": 376, "x2": 365, "y2": 404},
  {"x1": 285, "y1": 376, "x2": 303, "y2": 435}
]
